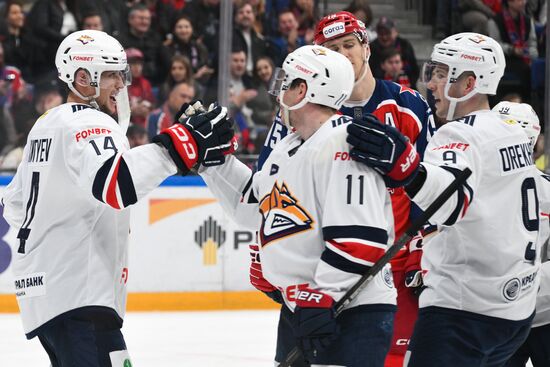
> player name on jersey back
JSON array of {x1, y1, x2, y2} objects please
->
[
  {"x1": 27, "y1": 138, "x2": 53, "y2": 164},
  {"x1": 499, "y1": 142, "x2": 533, "y2": 174}
]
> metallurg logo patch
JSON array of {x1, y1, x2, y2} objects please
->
[{"x1": 259, "y1": 181, "x2": 314, "y2": 246}]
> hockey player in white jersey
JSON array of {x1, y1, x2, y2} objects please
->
[
  {"x1": 346, "y1": 33, "x2": 540, "y2": 366},
  {"x1": 199, "y1": 45, "x2": 399, "y2": 366},
  {"x1": 0, "y1": 30, "x2": 234, "y2": 367},
  {"x1": 492, "y1": 101, "x2": 550, "y2": 367}
]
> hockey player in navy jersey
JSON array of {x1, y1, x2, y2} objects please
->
[
  {"x1": 1, "y1": 30, "x2": 234, "y2": 367},
  {"x1": 199, "y1": 45, "x2": 397, "y2": 366},
  {"x1": 254, "y1": 11, "x2": 436, "y2": 367},
  {"x1": 347, "y1": 33, "x2": 541, "y2": 367},
  {"x1": 492, "y1": 101, "x2": 550, "y2": 367}
]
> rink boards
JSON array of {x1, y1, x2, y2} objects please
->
[{"x1": 0, "y1": 175, "x2": 278, "y2": 312}]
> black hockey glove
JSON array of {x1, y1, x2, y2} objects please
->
[
  {"x1": 293, "y1": 288, "x2": 340, "y2": 361},
  {"x1": 153, "y1": 105, "x2": 236, "y2": 174},
  {"x1": 347, "y1": 113, "x2": 420, "y2": 188}
]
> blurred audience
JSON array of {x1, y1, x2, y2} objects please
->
[
  {"x1": 344, "y1": 0, "x2": 377, "y2": 41},
  {"x1": 380, "y1": 48, "x2": 411, "y2": 88},
  {"x1": 146, "y1": 81, "x2": 195, "y2": 138},
  {"x1": 369, "y1": 17, "x2": 419, "y2": 89},
  {"x1": 160, "y1": 55, "x2": 196, "y2": 102},
  {"x1": 127, "y1": 47, "x2": 155, "y2": 127},
  {"x1": 268, "y1": 9, "x2": 306, "y2": 66},
  {"x1": 458, "y1": 0, "x2": 501, "y2": 35},
  {"x1": 126, "y1": 123, "x2": 149, "y2": 148},
  {"x1": 233, "y1": 2, "x2": 267, "y2": 77},
  {"x1": 489, "y1": 0, "x2": 538, "y2": 100},
  {"x1": 119, "y1": 3, "x2": 169, "y2": 85}
]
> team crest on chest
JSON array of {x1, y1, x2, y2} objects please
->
[{"x1": 259, "y1": 181, "x2": 314, "y2": 246}]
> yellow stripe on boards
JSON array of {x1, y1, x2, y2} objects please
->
[{"x1": 0, "y1": 291, "x2": 281, "y2": 313}]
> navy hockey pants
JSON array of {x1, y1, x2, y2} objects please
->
[
  {"x1": 35, "y1": 309, "x2": 128, "y2": 367},
  {"x1": 405, "y1": 306, "x2": 534, "y2": 367},
  {"x1": 275, "y1": 303, "x2": 396, "y2": 367},
  {"x1": 505, "y1": 322, "x2": 550, "y2": 367}
]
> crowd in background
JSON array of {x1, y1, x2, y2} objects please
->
[{"x1": 0, "y1": 0, "x2": 547, "y2": 171}]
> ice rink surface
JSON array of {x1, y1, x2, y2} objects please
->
[
  {"x1": 0, "y1": 310, "x2": 536, "y2": 367},
  {"x1": 0, "y1": 310, "x2": 280, "y2": 366}
]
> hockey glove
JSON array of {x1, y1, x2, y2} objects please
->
[
  {"x1": 347, "y1": 113, "x2": 420, "y2": 188},
  {"x1": 249, "y1": 244, "x2": 283, "y2": 304},
  {"x1": 153, "y1": 105, "x2": 236, "y2": 174},
  {"x1": 293, "y1": 288, "x2": 340, "y2": 361}
]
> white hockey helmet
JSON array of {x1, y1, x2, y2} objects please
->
[
  {"x1": 55, "y1": 30, "x2": 130, "y2": 102},
  {"x1": 270, "y1": 45, "x2": 354, "y2": 112},
  {"x1": 425, "y1": 33, "x2": 505, "y2": 95},
  {"x1": 493, "y1": 101, "x2": 541, "y2": 150}
]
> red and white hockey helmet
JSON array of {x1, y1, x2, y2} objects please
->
[
  {"x1": 493, "y1": 101, "x2": 540, "y2": 150},
  {"x1": 314, "y1": 11, "x2": 368, "y2": 45}
]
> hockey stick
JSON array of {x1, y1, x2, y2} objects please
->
[{"x1": 279, "y1": 167, "x2": 473, "y2": 367}]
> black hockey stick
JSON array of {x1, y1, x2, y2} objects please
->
[{"x1": 279, "y1": 167, "x2": 473, "y2": 367}]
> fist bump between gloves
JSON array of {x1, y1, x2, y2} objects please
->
[{"x1": 153, "y1": 100, "x2": 237, "y2": 174}]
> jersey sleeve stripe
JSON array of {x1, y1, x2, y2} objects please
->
[
  {"x1": 321, "y1": 247, "x2": 370, "y2": 275},
  {"x1": 441, "y1": 166, "x2": 473, "y2": 225},
  {"x1": 92, "y1": 154, "x2": 137, "y2": 209},
  {"x1": 105, "y1": 155, "x2": 122, "y2": 209},
  {"x1": 323, "y1": 225, "x2": 388, "y2": 245},
  {"x1": 117, "y1": 158, "x2": 137, "y2": 207},
  {"x1": 327, "y1": 239, "x2": 384, "y2": 265}
]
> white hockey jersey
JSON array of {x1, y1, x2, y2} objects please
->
[
  {"x1": 201, "y1": 114, "x2": 396, "y2": 311},
  {"x1": 533, "y1": 171, "x2": 550, "y2": 327},
  {"x1": 410, "y1": 110, "x2": 540, "y2": 321},
  {"x1": 1, "y1": 103, "x2": 177, "y2": 335}
]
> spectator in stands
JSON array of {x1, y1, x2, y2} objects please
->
[
  {"x1": 0, "y1": 1, "x2": 36, "y2": 82},
  {"x1": 458, "y1": 0, "x2": 501, "y2": 35},
  {"x1": 248, "y1": 55, "x2": 277, "y2": 152},
  {"x1": 289, "y1": 0, "x2": 317, "y2": 43},
  {"x1": 119, "y1": 4, "x2": 170, "y2": 85},
  {"x1": 26, "y1": 0, "x2": 80, "y2": 83},
  {"x1": 80, "y1": 11, "x2": 103, "y2": 31},
  {"x1": 80, "y1": 0, "x2": 125, "y2": 37},
  {"x1": 164, "y1": 14, "x2": 213, "y2": 86},
  {"x1": 526, "y1": 0, "x2": 546, "y2": 27},
  {"x1": 261, "y1": 0, "x2": 290, "y2": 38},
  {"x1": 268, "y1": 9, "x2": 306, "y2": 66},
  {"x1": 380, "y1": 48, "x2": 412, "y2": 88},
  {"x1": 233, "y1": 2, "x2": 268, "y2": 77},
  {"x1": 126, "y1": 124, "x2": 149, "y2": 148},
  {"x1": 160, "y1": 55, "x2": 197, "y2": 103},
  {"x1": 182, "y1": 0, "x2": 220, "y2": 63},
  {"x1": 146, "y1": 81, "x2": 195, "y2": 139},
  {"x1": 344, "y1": 0, "x2": 377, "y2": 41},
  {"x1": 488, "y1": 0, "x2": 538, "y2": 100},
  {"x1": 205, "y1": 48, "x2": 257, "y2": 152},
  {"x1": 127, "y1": 47, "x2": 155, "y2": 127},
  {"x1": 369, "y1": 17, "x2": 419, "y2": 89},
  {"x1": 1, "y1": 80, "x2": 62, "y2": 171}
]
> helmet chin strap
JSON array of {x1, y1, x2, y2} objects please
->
[
  {"x1": 279, "y1": 89, "x2": 309, "y2": 129},
  {"x1": 69, "y1": 82, "x2": 101, "y2": 110},
  {"x1": 354, "y1": 45, "x2": 370, "y2": 87},
  {"x1": 444, "y1": 82, "x2": 478, "y2": 121}
]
